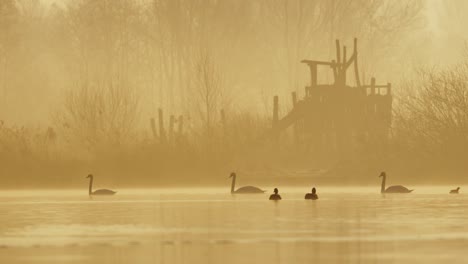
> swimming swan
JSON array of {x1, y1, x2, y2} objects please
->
[
  {"x1": 87, "y1": 174, "x2": 116, "y2": 196},
  {"x1": 379, "y1": 172, "x2": 413, "y2": 193},
  {"x1": 450, "y1": 187, "x2": 460, "y2": 194},
  {"x1": 229, "y1": 172, "x2": 265, "y2": 194}
]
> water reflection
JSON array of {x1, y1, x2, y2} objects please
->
[{"x1": 0, "y1": 187, "x2": 466, "y2": 263}]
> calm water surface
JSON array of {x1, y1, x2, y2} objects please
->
[{"x1": 0, "y1": 187, "x2": 467, "y2": 263}]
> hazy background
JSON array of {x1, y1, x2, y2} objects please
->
[{"x1": 1, "y1": 0, "x2": 467, "y2": 188}]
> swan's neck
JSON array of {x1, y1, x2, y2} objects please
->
[
  {"x1": 380, "y1": 176, "x2": 386, "y2": 193},
  {"x1": 230, "y1": 175, "x2": 236, "y2": 193},
  {"x1": 88, "y1": 178, "x2": 93, "y2": 195}
]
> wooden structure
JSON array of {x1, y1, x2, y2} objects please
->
[{"x1": 272, "y1": 38, "x2": 392, "y2": 160}]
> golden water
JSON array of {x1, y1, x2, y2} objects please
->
[{"x1": 0, "y1": 187, "x2": 466, "y2": 263}]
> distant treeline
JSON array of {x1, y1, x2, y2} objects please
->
[
  {"x1": 2, "y1": 59, "x2": 468, "y2": 188},
  {"x1": 2, "y1": 0, "x2": 467, "y2": 187}
]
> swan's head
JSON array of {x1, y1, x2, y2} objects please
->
[
  {"x1": 379, "y1": 172, "x2": 386, "y2": 177},
  {"x1": 274, "y1": 188, "x2": 278, "y2": 194},
  {"x1": 86, "y1": 174, "x2": 93, "y2": 179},
  {"x1": 312, "y1": 187, "x2": 316, "y2": 194},
  {"x1": 229, "y1": 172, "x2": 236, "y2": 178}
]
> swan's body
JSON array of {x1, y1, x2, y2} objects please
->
[
  {"x1": 379, "y1": 172, "x2": 413, "y2": 193},
  {"x1": 269, "y1": 188, "x2": 282, "y2": 200},
  {"x1": 450, "y1": 187, "x2": 460, "y2": 194},
  {"x1": 229, "y1": 173, "x2": 265, "y2": 194},
  {"x1": 87, "y1": 174, "x2": 116, "y2": 196},
  {"x1": 305, "y1": 187, "x2": 318, "y2": 200}
]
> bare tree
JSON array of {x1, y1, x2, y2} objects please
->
[
  {"x1": 393, "y1": 62, "x2": 468, "y2": 173},
  {"x1": 192, "y1": 50, "x2": 227, "y2": 137},
  {"x1": 54, "y1": 83, "x2": 140, "y2": 153}
]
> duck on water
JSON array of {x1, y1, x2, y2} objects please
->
[
  {"x1": 305, "y1": 187, "x2": 318, "y2": 200},
  {"x1": 379, "y1": 172, "x2": 413, "y2": 193},
  {"x1": 269, "y1": 188, "x2": 282, "y2": 200},
  {"x1": 87, "y1": 174, "x2": 116, "y2": 196},
  {"x1": 229, "y1": 172, "x2": 265, "y2": 194}
]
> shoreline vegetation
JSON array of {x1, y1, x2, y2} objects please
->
[
  {"x1": 2, "y1": 62, "x2": 468, "y2": 188},
  {"x1": 1, "y1": 1, "x2": 467, "y2": 188}
]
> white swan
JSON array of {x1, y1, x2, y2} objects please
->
[
  {"x1": 87, "y1": 174, "x2": 116, "y2": 196},
  {"x1": 229, "y1": 172, "x2": 265, "y2": 194},
  {"x1": 379, "y1": 172, "x2": 413, "y2": 193}
]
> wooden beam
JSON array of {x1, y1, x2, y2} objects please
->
[{"x1": 301, "y1": 60, "x2": 336, "y2": 66}]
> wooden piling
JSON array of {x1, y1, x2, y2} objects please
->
[
  {"x1": 178, "y1": 115, "x2": 183, "y2": 135},
  {"x1": 342, "y1": 46, "x2": 347, "y2": 85},
  {"x1": 310, "y1": 64, "x2": 317, "y2": 90},
  {"x1": 158, "y1": 108, "x2": 166, "y2": 144},
  {"x1": 273, "y1": 95, "x2": 279, "y2": 128},
  {"x1": 336, "y1": 39, "x2": 341, "y2": 66},
  {"x1": 370, "y1": 77, "x2": 376, "y2": 95},
  {"x1": 220, "y1": 109, "x2": 227, "y2": 135},
  {"x1": 169, "y1": 115, "x2": 175, "y2": 139},
  {"x1": 331, "y1": 60, "x2": 338, "y2": 82},
  {"x1": 150, "y1": 118, "x2": 157, "y2": 140},
  {"x1": 353, "y1": 38, "x2": 361, "y2": 87},
  {"x1": 292, "y1": 92, "x2": 299, "y2": 144}
]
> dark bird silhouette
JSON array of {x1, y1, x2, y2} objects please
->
[
  {"x1": 379, "y1": 172, "x2": 413, "y2": 193},
  {"x1": 269, "y1": 188, "x2": 282, "y2": 200},
  {"x1": 305, "y1": 187, "x2": 318, "y2": 200},
  {"x1": 229, "y1": 172, "x2": 265, "y2": 194},
  {"x1": 86, "y1": 174, "x2": 116, "y2": 196},
  {"x1": 450, "y1": 187, "x2": 460, "y2": 194}
]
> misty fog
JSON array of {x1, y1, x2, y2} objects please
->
[{"x1": 1, "y1": 0, "x2": 468, "y2": 188}]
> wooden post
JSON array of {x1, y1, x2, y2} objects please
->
[
  {"x1": 220, "y1": 109, "x2": 226, "y2": 134},
  {"x1": 335, "y1": 39, "x2": 341, "y2": 67},
  {"x1": 158, "y1": 108, "x2": 166, "y2": 144},
  {"x1": 336, "y1": 40, "x2": 341, "y2": 83},
  {"x1": 387, "y1": 83, "x2": 392, "y2": 95},
  {"x1": 342, "y1": 46, "x2": 347, "y2": 85},
  {"x1": 370, "y1": 77, "x2": 376, "y2": 95},
  {"x1": 331, "y1": 60, "x2": 338, "y2": 82},
  {"x1": 310, "y1": 63, "x2": 317, "y2": 90},
  {"x1": 353, "y1": 38, "x2": 361, "y2": 87},
  {"x1": 150, "y1": 118, "x2": 157, "y2": 140},
  {"x1": 177, "y1": 115, "x2": 184, "y2": 145},
  {"x1": 169, "y1": 115, "x2": 175, "y2": 140},
  {"x1": 273, "y1": 95, "x2": 279, "y2": 128},
  {"x1": 178, "y1": 115, "x2": 183, "y2": 135},
  {"x1": 292, "y1": 92, "x2": 299, "y2": 145}
]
